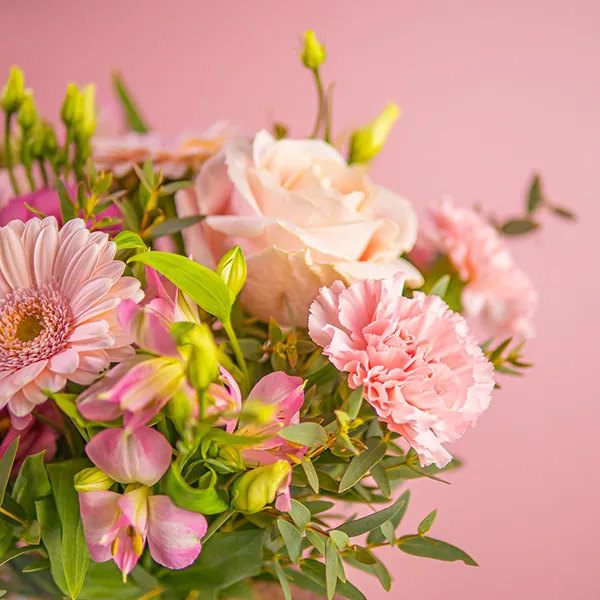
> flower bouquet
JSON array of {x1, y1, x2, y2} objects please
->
[{"x1": 0, "y1": 31, "x2": 573, "y2": 600}]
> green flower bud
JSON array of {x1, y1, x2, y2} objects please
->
[
  {"x1": 43, "y1": 125, "x2": 59, "y2": 157},
  {"x1": 216, "y1": 246, "x2": 247, "y2": 300},
  {"x1": 61, "y1": 83, "x2": 83, "y2": 127},
  {"x1": 232, "y1": 460, "x2": 290, "y2": 514},
  {"x1": 1, "y1": 66, "x2": 25, "y2": 114},
  {"x1": 74, "y1": 467, "x2": 115, "y2": 492},
  {"x1": 77, "y1": 83, "x2": 96, "y2": 141},
  {"x1": 168, "y1": 389, "x2": 195, "y2": 433},
  {"x1": 17, "y1": 90, "x2": 37, "y2": 132},
  {"x1": 348, "y1": 102, "x2": 400, "y2": 164},
  {"x1": 217, "y1": 445, "x2": 244, "y2": 471},
  {"x1": 174, "y1": 322, "x2": 219, "y2": 391},
  {"x1": 301, "y1": 31, "x2": 326, "y2": 70}
]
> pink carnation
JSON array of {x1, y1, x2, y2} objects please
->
[
  {"x1": 0, "y1": 217, "x2": 142, "y2": 427},
  {"x1": 309, "y1": 273, "x2": 494, "y2": 468},
  {"x1": 422, "y1": 198, "x2": 538, "y2": 339}
]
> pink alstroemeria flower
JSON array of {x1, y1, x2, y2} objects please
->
[
  {"x1": 235, "y1": 372, "x2": 306, "y2": 512},
  {"x1": 79, "y1": 484, "x2": 207, "y2": 578},
  {"x1": 85, "y1": 422, "x2": 172, "y2": 487}
]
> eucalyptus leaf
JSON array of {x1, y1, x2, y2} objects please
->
[
  {"x1": 367, "y1": 489, "x2": 411, "y2": 545},
  {"x1": 273, "y1": 558, "x2": 292, "y2": 600},
  {"x1": 527, "y1": 174, "x2": 543, "y2": 213},
  {"x1": 339, "y1": 438, "x2": 387, "y2": 493},
  {"x1": 277, "y1": 519, "x2": 302, "y2": 563},
  {"x1": 289, "y1": 499, "x2": 310, "y2": 532},
  {"x1": 500, "y1": 219, "x2": 539, "y2": 235},
  {"x1": 418, "y1": 509, "x2": 438, "y2": 534},
  {"x1": 371, "y1": 463, "x2": 391, "y2": 498},
  {"x1": 335, "y1": 497, "x2": 406, "y2": 538},
  {"x1": 279, "y1": 423, "x2": 327, "y2": 447},
  {"x1": 325, "y1": 537, "x2": 339, "y2": 599},
  {"x1": 300, "y1": 559, "x2": 367, "y2": 600},
  {"x1": 398, "y1": 535, "x2": 478, "y2": 565},
  {"x1": 301, "y1": 456, "x2": 319, "y2": 494},
  {"x1": 303, "y1": 500, "x2": 334, "y2": 515},
  {"x1": 342, "y1": 386, "x2": 363, "y2": 420},
  {"x1": 129, "y1": 251, "x2": 232, "y2": 322}
]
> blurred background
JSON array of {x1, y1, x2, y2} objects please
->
[{"x1": 1, "y1": 1, "x2": 598, "y2": 598}]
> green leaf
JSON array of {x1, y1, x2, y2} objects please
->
[
  {"x1": 57, "y1": 180, "x2": 76, "y2": 222},
  {"x1": 301, "y1": 456, "x2": 319, "y2": 494},
  {"x1": 273, "y1": 558, "x2": 292, "y2": 600},
  {"x1": 0, "y1": 437, "x2": 19, "y2": 504},
  {"x1": 339, "y1": 438, "x2": 387, "y2": 493},
  {"x1": 148, "y1": 215, "x2": 205, "y2": 239},
  {"x1": 490, "y1": 337, "x2": 512, "y2": 362},
  {"x1": 398, "y1": 535, "x2": 478, "y2": 565},
  {"x1": 418, "y1": 509, "x2": 438, "y2": 534},
  {"x1": 429, "y1": 274, "x2": 451, "y2": 298},
  {"x1": 300, "y1": 559, "x2": 367, "y2": 600},
  {"x1": 158, "y1": 180, "x2": 194, "y2": 196},
  {"x1": 371, "y1": 463, "x2": 391, "y2": 498},
  {"x1": 47, "y1": 459, "x2": 91, "y2": 599},
  {"x1": 303, "y1": 500, "x2": 334, "y2": 515},
  {"x1": 23, "y1": 202, "x2": 47, "y2": 218},
  {"x1": 279, "y1": 423, "x2": 327, "y2": 447},
  {"x1": 162, "y1": 530, "x2": 265, "y2": 592},
  {"x1": 329, "y1": 530, "x2": 350, "y2": 550},
  {"x1": 500, "y1": 219, "x2": 539, "y2": 235},
  {"x1": 553, "y1": 206, "x2": 576, "y2": 220},
  {"x1": 380, "y1": 520, "x2": 396, "y2": 545},
  {"x1": 277, "y1": 519, "x2": 302, "y2": 563},
  {"x1": 290, "y1": 499, "x2": 310, "y2": 532},
  {"x1": 342, "y1": 386, "x2": 363, "y2": 420},
  {"x1": 128, "y1": 251, "x2": 232, "y2": 322},
  {"x1": 113, "y1": 230, "x2": 147, "y2": 251},
  {"x1": 80, "y1": 561, "x2": 142, "y2": 600},
  {"x1": 366, "y1": 489, "x2": 411, "y2": 546},
  {"x1": 13, "y1": 450, "x2": 51, "y2": 519},
  {"x1": 336, "y1": 497, "x2": 406, "y2": 538},
  {"x1": 527, "y1": 173, "x2": 543, "y2": 213},
  {"x1": 306, "y1": 529, "x2": 327, "y2": 555},
  {"x1": 112, "y1": 71, "x2": 149, "y2": 133},
  {"x1": 325, "y1": 537, "x2": 339, "y2": 600},
  {"x1": 36, "y1": 496, "x2": 68, "y2": 597},
  {"x1": 22, "y1": 557, "x2": 51, "y2": 573},
  {"x1": 0, "y1": 545, "x2": 42, "y2": 567},
  {"x1": 304, "y1": 362, "x2": 339, "y2": 390},
  {"x1": 343, "y1": 555, "x2": 392, "y2": 592},
  {"x1": 165, "y1": 464, "x2": 229, "y2": 515}
]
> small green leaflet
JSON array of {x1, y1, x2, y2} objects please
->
[
  {"x1": 300, "y1": 559, "x2": 367, "y2": 600},
  {"x1": 273, "y1": 559, "x2": 292, "y2": 600},
  {"x1": 418, "y1": 509, "x2": 438, "y2": 534},
  {"x1": 428, "y1": 274, "x2": 451, "y2": 298},
  {"x1": 289, "y1": 499, "x2": 310, "y2": 532},
  {"x1": 527, "y1": 174, "x2": 543, "y2": 213},
  {"x1": 13, "y1": 450, "x2": 51, "y2": 519},
  {"x1": 398, "y1": 535, "x2": 478, "y2": 565},
  {"x1": 129, "y1": 251, "x2": 232, "y2": 323},
  {"x1": 339, "y1": 438, "x2": 387, "y2": 493},
  {"x1": 325, "y1": 537, "x2": 339, "y2": 600},
  {"x1": 301, "y1": 456, "x2": 320, "y2": 494},
  {"x1": 113, "y1": 230, "x2": 147, "y2": 251},
  {"x1": 367, "y1": 489, "x2": 411, "y2": 545},
  {"x1": 148, "y1": 215, "x2": 205, "y2": 239},
  {"x1": 500, "y1": 218, "x2": 539, "y2": 235},
  {"x1": 335, "y1": 497, "x2": 406, "y2": 538},
  {"x1": 279, "y1": 422, "x2": 327, "y2": 447},
  {"x1": 371, "y1": 463, "x2": 391, "y2": 498},
  {"x1": 341, "y1": 386, "x2": 363, "y2": 420},
  {"x1": 277, "y1": 519, "x2": 302, "y2": 563}
]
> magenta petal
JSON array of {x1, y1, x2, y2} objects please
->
[
  {"x1": 85, "y1": 427, "x2": 172, "y2": 486},
  {"x1": 79, "y1": 490, "x2": 121, "y2": 562},
  {"x1": 112, "y1": 528, "x2": 145, "y2": 577},
  {"x1": 147, "y1": 495, "x2": 207, "y2": 569}
]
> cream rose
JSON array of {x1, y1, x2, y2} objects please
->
[{"x1": 176, "y1": 130, "x2": 422, "y2": 325}]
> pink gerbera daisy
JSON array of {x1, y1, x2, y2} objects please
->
[{"x1": 0, "y1": 217, "x2": 142, "y2": 427}]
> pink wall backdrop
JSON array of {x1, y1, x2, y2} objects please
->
[{"x1": 2, "y1": 1, "x2": 598, "y2": 598}]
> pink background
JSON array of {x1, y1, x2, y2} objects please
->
[{"x1": 2, "y1": 1, "x2": 598, "y2": 598}]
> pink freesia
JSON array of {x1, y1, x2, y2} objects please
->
[
  {"x1": 93, "y1": 121, "x2": 238, "y2": 179},
  {"x1": 235, "y1": 372, "x2": 307, "y2": 512},
  {"x1": 79, "y1": 485, "x2": 207, "y2": 577},
  {"x1": 419, "y1": 197, "x2": 538, "y2": 339},
  {"x1": 0, "y1": 217, "x2": 142, "y2": 427},
  {"x1": 85, "y1": 425, "x2": 172, "y2": 486},
  {"x1": 309, "y1": 273, "x2": 495, "y2": 468},
  {"x1": 0, "y1": 403, "x2": 60, "y2": 476},
  {"x1": 176, "y1": 130, "x2": 422, "y2": 325}
]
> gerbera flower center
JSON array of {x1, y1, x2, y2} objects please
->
[{"x1": 0, "y1": 280, "x2": 72, "y2": 371}]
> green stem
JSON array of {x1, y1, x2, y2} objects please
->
[
  {"x1": 63, "y1": 126, "x2": 73, "y2": 179},
  {"x1": 21, "y1": 134, "x2": 35, "y2": 191},
  {"x1": 38, "y1": 159, "x2": 49, "y2": 187},
  {"x1": 324, "y1": 82, "x2": 335, "y2": 144},
  {"x1": 223, "y1": 319, "x2": 249, "y2": 387},
  {"x1": 4, "y1": 112, "x2": 21, "y2": 195},
  {"x1": 310, "y1": 68, "x2": 325, "y2": 138},
  {"x1": 203, "y1": 508, "x2": 236, "y2": 544}
]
